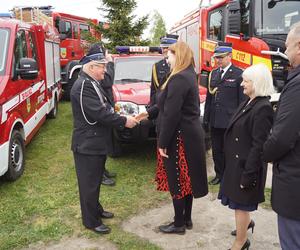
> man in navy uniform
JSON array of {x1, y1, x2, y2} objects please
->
[
  {"x1": 70, "y1": 49, "x2": 138, "y2": 234},
  {"x1": 203, "y1": 42, "x2": 245, "y2": 185},
  {"x1": 149, "y1": 34, "x2": 178, "y2": 107}
]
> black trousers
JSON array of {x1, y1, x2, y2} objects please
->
[
  {"x1": 211, "y1": 127, "x2": 226, "y2": 179},
  {"x1": 73, "y1": 152, "x2": 106, "y2": 228},
  {"x1": 172, "y1": 194, "x2": 193, "y2": 227}
]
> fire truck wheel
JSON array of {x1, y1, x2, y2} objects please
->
[
  {"x1": 48, "y1": 96, "x2": 58, "y2": 119},
  {"x1": 5, "y1": 130, "x2": 25, "y2": 181},
  {"x1": 64, "y1": 70, "x2": 79, "y2": 101}
]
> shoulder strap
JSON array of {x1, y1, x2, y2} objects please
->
[
  {"x1": 152, "y1": 64, "x2": 159, "y2": 88},
  {"x1": 208, "y1": 70, "x2": 218, "y2": 95}
]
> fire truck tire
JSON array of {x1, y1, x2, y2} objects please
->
[
  {"x1": 47, "y1": 96, "x2": 58, "y2": 119},
  {"x1": 5, "y1": 130, "x2": 25, "y2": 181},
  {"x1": 64, "y1": 70, "x2": 79, "y2": 101}
]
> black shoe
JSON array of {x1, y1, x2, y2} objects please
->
[
  {"x1": 100, "y1": 210, "x2": 114, "y2": 219},
  {"x1": 104, "y1": 170, "x2": 117, "y2": 178},
  {"x1": 158, "y1": 222, "x2": 185, "y2": 235},
  {"x1": 91, "y1": 224, "x2": 111, "y2": 234},
  {"x1": 102, "y1": 174, "x2": 115, "y2": 186},
  {"x1": 209, "y1": 176, "x2": 221, "y2": 185},
  {"x1": 185, "y1": 220, "x2": 193, "y2": 230},
  {"x1": 228, "y1": 239, "x2": 250, "y2": 250},
  {"x1": 231, "y1": 220, "x2": 255, "y2": 236}
]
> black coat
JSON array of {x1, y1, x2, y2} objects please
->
[
  {"x1": 263, "y1": 65, "x2": 300, "y2": 220},
  {"x1": 70, "y1": 71, "x2": 126, "y2": 155},
  {"x1": 222, "y1": 97, "x2": 273, "y2": 205},
  {"x1": 204, "y1": 64, "x2": 245, "y2": 129},
  {"x1": 156, "y1": 65, "x2": 208, "y2": 198}
]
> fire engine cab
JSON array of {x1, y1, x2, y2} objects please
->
[
  {"x1": 0, "y1": 17, "x2": 61, "y2": 181},
  {"x1": 12, "y1": 6, "x2": 101, "y2": 100},
  {"x1": 170, "y1": 0, "x2": 300, "y2": 103}
]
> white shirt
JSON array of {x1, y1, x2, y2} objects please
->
[{"x1": 221, "y1": 63, "x2": 232, "y2": 79}]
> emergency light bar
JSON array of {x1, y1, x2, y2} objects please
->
[{"x1": 116, "y1": 46, "x2": 162, "y2": 54}]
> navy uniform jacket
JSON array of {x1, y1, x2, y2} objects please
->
[
  {"x1": 203, "y1": 64, "x2": 245, "y2": 129},
  {"x1": 149, "y1": 58, "x2": 170, "y2": 106},
  {"x1": 70, "y1": 71, "x2": 126, "y2": 155}
]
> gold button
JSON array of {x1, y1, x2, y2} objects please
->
[
  {"x1": 235, "y1": 138, "x2": 239, "y2": 142},
  {"x1": 235, "y1": 154, "x2": 239, "y2": 158}
]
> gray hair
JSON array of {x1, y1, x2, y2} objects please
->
[
  {"x1": 242, "y1": 63, "x2": 275, "y2": 97},
  {"x1": 290, "y1": 21, "x2": 300, "y2": 39}
]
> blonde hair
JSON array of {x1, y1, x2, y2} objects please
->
[
  {"x1": 242, "y1": 63, "x2": 275, "y2": 97},
  {"x1": 161, "y1": 41, "x2": 195, "y2": 89}
]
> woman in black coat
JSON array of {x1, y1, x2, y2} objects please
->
[
  {"x1": 137, "y1": 41, "x2": 208, "y2": 235},
  {"x1": 218, "y1": 63, "x2": 274, "y2": 250}
]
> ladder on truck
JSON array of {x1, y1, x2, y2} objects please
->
[{"x1": 12, "y1": 6, "x2": 53, "y2": 26}]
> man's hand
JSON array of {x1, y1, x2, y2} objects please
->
[
  {"x1": 125, "y1": 116, "x2": 139, "y2": 128},
  {"x1": 158, "y1": 148, "x2": 169, "y2": 158},
  {"x1": 105, "y1": 50, "x2": 113, "y2": 62},
  {"x1": 135, "y1": 112, "x2": 149, "y2": 122}
]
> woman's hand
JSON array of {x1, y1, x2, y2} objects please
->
[
  {"x1": 158, "y1": 148, "x2": 169, "y2": 158},
  {"x1": 135, "y1": 111, "x2": 149, "y2": 122}
]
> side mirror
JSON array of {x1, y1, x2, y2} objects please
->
[
  {"x1": 59, "y1": 20, "x2": 67, "y2": 34},
  {"x1": 228, "y1": 0, "x2": 241, "y2": 34},
  {"x1": 17, "y1": 58, "x2": 38, "y2": 80}
]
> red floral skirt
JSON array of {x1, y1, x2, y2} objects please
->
[{"x1": 155, "y1": 136, "x2": 193, "y2": 199}]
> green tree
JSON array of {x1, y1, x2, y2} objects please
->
[
  {"x1": 149, "y1": 10, "x2": 166, "y2": 46},
  {"x1": 98, "y1": 0, "x2": 150, "y2": 52}
]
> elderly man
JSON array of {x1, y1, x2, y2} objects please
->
[
  {"x1": 70, "y1": 48, "x2": 137, "y2": 234},
  {"x1": 263, "y1": 21, "x2": 300, "y2": 249},
  {"x1": 203, "y1": 42, "x2": 245, "y2": 185}
]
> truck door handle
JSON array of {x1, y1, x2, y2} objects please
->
[{"x1": 71, "y1": 51, "x2": 75, "y2": 57}]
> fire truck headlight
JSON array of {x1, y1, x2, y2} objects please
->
[{"x1": 114, "y1": 101, "x2": 139, "y2": 116}]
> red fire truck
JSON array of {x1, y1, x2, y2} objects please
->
[
  {"x1": 12, "y1": 6, "x2": 101, "y2": 100},
  {"x1": 0, "y1": 17, "x2": 61, "y2": 181},
  {"x1": 170, "y1": 0, "x2": 300, "y2": 103}
]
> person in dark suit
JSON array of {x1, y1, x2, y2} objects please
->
[
  {"x1": 85, "y1": 43, "x2": 117, "y2": 186},
  {"x1": 263, "y1": 22, "x2": 300, "y2": 250},
  {"x1": 219, "y1": 63, "x2": 274, "y2": 250},
  {"x1": 70, "y1": 49, "x2": 138, "y2": 234},
  {"x1": 137, "y1": 41, "x2": 208, "y2": 235},
  {"x1": 203, "y1": 42, "x2": 245, "y2": 185},
  {"x1": 149, "y1": 34, "x2": 178, "y2": 108}
]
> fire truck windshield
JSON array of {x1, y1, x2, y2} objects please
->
[
  {"x1": 114, "y1": 56, "x2": 162, "y2": 84},
  {"x1": 255, "y1": 0, "x2": 300, "y2": 36},
  {"x1": 0, "y1": 28, "x2": 10, "y2": 76}
]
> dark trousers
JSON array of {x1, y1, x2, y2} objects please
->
[
  {"x1": 278, "y1": 214, "x2": 300, "y2": 250},
  {"x1": 211, "y1": 127, "x2": 226, "y2": 179},
  {"x1": 73, "y1": 152, "x2": 106, "y2": 228},
  {"x1": 172, "y1": 194, "x2": 193, "y2": 227}
]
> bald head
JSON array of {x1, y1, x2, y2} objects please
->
[{"x1": 285, "y1": 21, "x2": 300, "y2": 68}]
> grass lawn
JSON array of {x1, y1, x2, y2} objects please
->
[{"x1": 0, "y1": 101, "x2": 168, "y2": 250}]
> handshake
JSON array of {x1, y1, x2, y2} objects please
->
[{"x1": 124, "y1": 111, "x2": 149, "y2": 128}]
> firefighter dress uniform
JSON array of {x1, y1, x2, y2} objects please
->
[
  {"x1": 70, "y1": 51, "x2": 126, "y2": 233},
  {"x1": 203, "y1": 43, "x2": 245, "y2": 184}
]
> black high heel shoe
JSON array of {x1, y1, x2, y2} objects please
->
[
  {"x1": 231, "y1": 220, "x2": 255, "y2": 236},
  {"x1": 228, "y1": 238, "x2": 251, "y2": 250}
]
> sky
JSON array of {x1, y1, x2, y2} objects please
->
[{"x1": 0, "y1": 0, "x2": 203, "y2": 37}]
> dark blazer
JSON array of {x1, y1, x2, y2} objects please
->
[
  {"x1": 221, "y1": 96, "x2": 273, "y2": 205},
  {"x1": 263, "y1": 65, "x2": 300, "y2": 220},
  {"x1": 156, "y1": 65, "x2": 208, "y2": 198},
  {"x1": 101, "y1": 61, "x2": 115, "y2": 106},
  {"x1": 149, "y1": 58, "x2": 170, "y2": 106},
  {"x1": 204, "y1": 64, "x2": 244, "y2": 129},
  {"x1": 70, "y1": 71, "x2": 126, "y2": 155}
]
